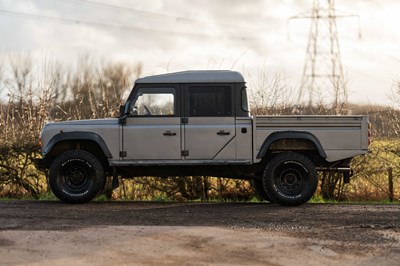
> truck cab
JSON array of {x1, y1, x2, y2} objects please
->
[{"x1": 117, "y1": 70, "x2": 252, "y2": 164}]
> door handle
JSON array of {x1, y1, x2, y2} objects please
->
[
  {"x1": 163, "y1": 131, "x2": 176, "y2": 136},
  {"x1": 217, "y1": 130, "x2": 230, "y2": 136}
]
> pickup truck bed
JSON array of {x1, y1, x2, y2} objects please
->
[{"x1": 255, "y1": 115, "x2": 369, "y2": 162}]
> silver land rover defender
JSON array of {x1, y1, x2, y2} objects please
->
[{"x1": 37, "y1": 70, "x2": 370, "y2": 206}]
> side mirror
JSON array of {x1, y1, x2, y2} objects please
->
[
  {"x1": 118, "y1": 104, "x2": 128, "y2": 125},
  {"x1": 119, "y1": 105, "x2": 125, "y2": 116}
]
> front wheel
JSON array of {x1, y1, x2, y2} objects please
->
[
  {"x1": 49, "y1": 150, "x2": 106, "y2": 204},
  {"x1": 263, "y1": 152, "x2": 318, "y2": 206}
]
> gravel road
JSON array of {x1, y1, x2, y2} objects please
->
[{"x1": 0, "y1": 201, "x2": 399, "y2": 265}]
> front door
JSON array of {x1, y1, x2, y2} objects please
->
[
  {"x1": 122, "y1": 87, "x2": 181, "y2": 160},
  {"x1": 183, "y1": 85, "x2": 236, "y2": 160}
]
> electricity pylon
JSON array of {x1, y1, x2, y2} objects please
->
[{"x1": 290, "y1": 0, "x2": 359, "y2": 114}]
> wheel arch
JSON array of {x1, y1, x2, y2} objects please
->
[
  {"x1": 44, "y1": 132, "x2": 112, "y2": 161},
  {"x1": 257, "y1": 131, "x2": 327, "y2": 159}
]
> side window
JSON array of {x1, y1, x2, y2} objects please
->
[
  {"x1": 241, "y1": 87, "x2": 249, "y2": 112},
  {"x1": 130, "y1": 88, "x2": 175, "y2": 116},
  {"x1": 188, "y1": 86, "x2": 232, "y2": 117}
]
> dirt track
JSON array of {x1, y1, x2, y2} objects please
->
[{"x1": 0, "y1": 201, "x2": 399, "y2": 265}]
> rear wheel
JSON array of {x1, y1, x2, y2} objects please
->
[
  {"x1": 49, "y1": 150, "x2": 106, "y2": 204},
  {"x1": 263, "y1": 152, "x2": 318, "y2": 206}
]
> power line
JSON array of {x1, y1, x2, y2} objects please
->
[
  {"x1": 55, "y1": 0, "x2": 267, "y2": 32},
  {"x1": 291, "y1": 0, "x2": 359, "y2": 113},
  {"x1": 0, "y1": 8, "x2": 257, "y2": 41}
]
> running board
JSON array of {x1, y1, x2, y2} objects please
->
[{"x1": 109, "y1": 160, "x2": 252, "y2": 166}]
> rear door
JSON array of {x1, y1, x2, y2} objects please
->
[{"x1": 183, "y1": 85, "x2": 236, "y2": 160}]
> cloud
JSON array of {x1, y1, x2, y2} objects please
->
[{"x1": 0, "y1": 0, "x2": 399, "y2": 105}]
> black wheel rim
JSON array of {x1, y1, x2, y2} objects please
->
[
  {"x1": 274, "y1": 162, "x2": 307, "y2": 195},
  {"x1": 60, "y1": 160, "x2": 93, "y2": 194}
]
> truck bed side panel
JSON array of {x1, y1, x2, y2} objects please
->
[{"x1": 254, "y1": 115, "x2": 369, "y2": 162}]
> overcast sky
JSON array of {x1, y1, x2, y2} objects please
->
[{"x1": 0, "y1": 0, "x2": 399, "y2": 105}]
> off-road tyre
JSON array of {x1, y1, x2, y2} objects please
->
[
  {"x1": 49, "y1": 150, "x2": 106, "y2": 204},
  {"x1": 263, "y1": 152, "x2": 318, "y2": 206}
]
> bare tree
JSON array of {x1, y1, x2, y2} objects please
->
[{"x1": 246, "y1": 70, "x2": 295, "y2": 115}]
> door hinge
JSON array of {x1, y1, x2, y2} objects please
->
[
  {"x1": 181, "y1": 117, "x2": 188, "y2": 124},
  {"x1": 181, "y1": 150, "x2": 189, "y2": 156},
  {"x1": 119, "y1": 151, "x2": 127, "y2": 158}
]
